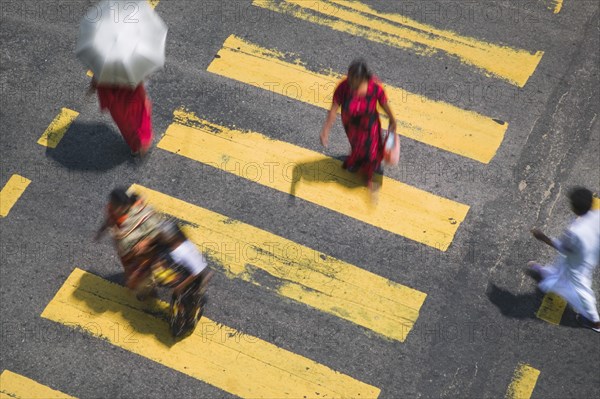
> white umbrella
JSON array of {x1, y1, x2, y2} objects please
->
[{"x1": 75, "y1": 0, "x2": 167, "y2": 87}]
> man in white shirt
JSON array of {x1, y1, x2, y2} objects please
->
[{"x1": 529, "y1": 187, "x2": 600, "y2": 332}]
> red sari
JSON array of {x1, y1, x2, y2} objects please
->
[
  {"x1": 95, "y1": 82, "x2": 153, "y2": 153},
  {"x1": 333, "y1": 77, "x2": 387, "y2": 183}
]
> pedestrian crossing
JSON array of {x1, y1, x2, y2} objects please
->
[
  {"x1": 6, "y1": 0, "x2": 584, "y2": 396},
  {"x1": 252, "y1": 0, "x2": 544, "y2": 87},
  {"x1": 548, "y1": 0, "x2": 564, "y2": 14},
  {"x1": 131, "y1": 183, "x2": 427, "y2": 342},
  {"x1": 207, "y1": 35, "x2": 508, "y2": 164},
  {"x1": 0, "y1": 174, "x2": 31, "y2": 218},
  {"x1": 536, "y1": 292, "x2": 567, "y2": 325},
  {"x1": 157, "y1": 109, "x2": 470, "y2": 250},
  {"x1": 0, "y1": 370, "x2": 76, "y2": 399},
  {"x1": 505, "y1": 363, "x2": 540, "y2": 399},
  {"x1": 41, "y1": 268, "x2": 381, "y2": 399},
  {"x1": 37, "y1": 108, "x2": 79, "y2": 148}
]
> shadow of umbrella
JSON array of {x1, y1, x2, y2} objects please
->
[
  {"x1": 288, "y1": 156, "x2": 383, "y2": 204},
  {"x1": 45, "y1": 121, "x2": 130, "y2": 171}
]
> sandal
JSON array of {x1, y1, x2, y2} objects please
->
[{"x1": 575, "y1": 314, "x2": 600, "y2": 333}]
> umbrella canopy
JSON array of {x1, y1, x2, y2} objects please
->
[{"x1": 76, "y1": 0, "x2": 167, "y2": 87}]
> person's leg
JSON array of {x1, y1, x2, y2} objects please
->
[
  {"x1": 578, "y1": 293, "x2": 600, "y2": 330},
  {"x1": 134, "y1": 271, "x2": 157, "y2": 301},
  {"x1": 137, "y1": 94, "x2": 153, "y2": 156},
  {"x1": 343, "y1": 126, "x2": 362, "y2": 171},
  {"x1": 527, "y1": 261, "x2": 558, "y2": 279}
]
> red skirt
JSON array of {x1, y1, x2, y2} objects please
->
[{"x1": 96, "y1": 84, "x2": 153, "y2": 153}]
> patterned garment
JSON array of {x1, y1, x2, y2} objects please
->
[
  {"x1": 333, "y1": 77, "x2": 388, "y2": 182},
  {"x1": 109, "y1": 198, "x2": 164, "y2": 259}
]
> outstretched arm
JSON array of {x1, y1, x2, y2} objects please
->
[
  {"x1": 320, "y1": 102, "x2": 340, "y2": 147},
  {"x1": 531, "y1": 228, "x2": 559, "y2": 250}
]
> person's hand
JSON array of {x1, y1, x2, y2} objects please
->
[
  {"x1": 320, "y1": 129, "x2": 329, "y2": 147},
  {"x1": 389, "y1": 120, "x2": 397, "y2": 134},
  {"x1": 531, "y1": 228, "x2": 545, "y2": 240}
]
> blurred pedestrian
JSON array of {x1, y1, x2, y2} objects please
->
[
  {"x1": 320, "y1": 59, "x2": 397, "y2": 191},
  {"x1": 529, "y1": 187, "x2": 600, "y2": 332},
  {"x1": 94, "y1": 187, "x2": 163, "y2": 285},
  {"x1": 95, "y1": 187, "x2": 214, "y2": 301},
  {"x1": 88, "y1": 78, "x2": 154, "y2": 157}
]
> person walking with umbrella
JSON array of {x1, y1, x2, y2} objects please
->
[
  {"x1": 319, "y1": 59, "x2": 397, "y2": 192},
  {"x1": 87, "y1": 76, "x2": 153, "y2": 157},
  {"x1": 77, "y1": 1, "x2": 167, "y2": 157}
]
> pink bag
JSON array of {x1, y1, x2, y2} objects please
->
[{"x1": 382, "y1": 129, "x2": 400, "y2": 166}]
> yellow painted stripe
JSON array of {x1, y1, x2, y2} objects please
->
[
  {"x1": 591, "y1": 194, "x2": 599, "y2": 210},
  {"x1": 37, "y1": 108, "x2": 79, "y2": 148},
  {"x1": 0, "y1": 174, "x2": 31, "y2": 218},
  {"x1": 551, "y1": 0, "x2": 564, "y2": 13},
  {"x1": 207, "y1": 35, "x2": 507, "y2": 163},
  {"x1": 253, "y1": 0, "x2": 543, "y2": 87},
  {"x1": 505, "y1": 363, "x2": 540, "y2": 399},
  {"x1": 41, "y1": 268, "x2": 381, "y2": 399},
  {"x1": 86, "y1": 70, "x2": 94, "y2": 77},
  {"x1": 131, "y1": 184, "x2": 427, "y2": 342},
  {"x1": 0, "y1": 370, "x2": 77, "y2": 399},
  {"x1": 158, "y1": 110, "x2": 470, "y2": 250},
  {"x1": 536, "y1": 292, "x2": 567, "y2": 325}
]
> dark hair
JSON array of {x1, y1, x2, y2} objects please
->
[
  {"x1": 109, "y1": 187, "x2": 135, "y2": 207},
  {"x1": 348, "y1": 58, "x2": 372, "y2": 82},
  {"x1": 568, "y1": 187, "x2": 593, "y2": 215}
]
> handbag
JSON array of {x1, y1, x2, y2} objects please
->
[{"x1": 382, "y1": 129, "x2": 400, "y2": 166}]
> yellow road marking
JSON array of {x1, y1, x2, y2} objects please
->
[
  {"x1": 0, "y1": 370, "x2": 77, "y2": 399},
  {"x1": 592, "y1": 194, "x2": 599, "y2": 210},
  {"x1": 253, "y1": 0, "x2": 543, "y2": 87},
  {"x1": 41, "y1": 268, "x2": 381, "y2": 399},
  {"x1": 550, "y1": 0, "x2": 564, "y2": 13},
  {"x1": 505, "y1": 363, "x2": 540, "y2": 399},
  {"x1": 86, "y1": 70, "x2": 94, "y2": 77},
  {"x1": 0, "y1": 174, "x2": 31, "y2": 218},
  {"x1": 207, "y1": 35, "x2": 507, "y2": 163},
  {"x1": 131, "y1": 184, "x2": 427, "y2": 342},
  {"x1": 536, "y1": 292, "x2": 567, "y2": 325},
  {"x1": 158, "y1": 110, "x2": 470, "y2": 250},
  {"x1": 37, "y1": 108, "x2": 79, "y2": 148}
]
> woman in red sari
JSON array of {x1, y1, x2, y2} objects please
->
[
  {"x1": 89, "y1": 79, "x2": 154, "y2": 157},
  {"x1": 320, "y1": 59, "x2": 396, "y2": 191}
]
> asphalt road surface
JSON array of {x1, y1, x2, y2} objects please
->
[{"x1": 1, "y1": 1, "x2": 599, "y2": 398}]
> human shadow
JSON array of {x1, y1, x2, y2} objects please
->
[
  {"x1": 288, "y1": 156, "x2": 383, "y2": 204},
  {"x1": 45, "y1": 121, "x2": 130, "y2": 171},
  {"x1": 71, "y1": 271, "x2": 179, "y2": 347},
  {"x1": 486, "y1": 283, "x2": 580, "y2": 328},
  {"x1": 486, "y1": 283, "x2": 543, "y2": 320}
]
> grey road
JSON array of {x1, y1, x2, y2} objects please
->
[{"x1": 1, "y1": 1, "x2": 599, "y2": 398}]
